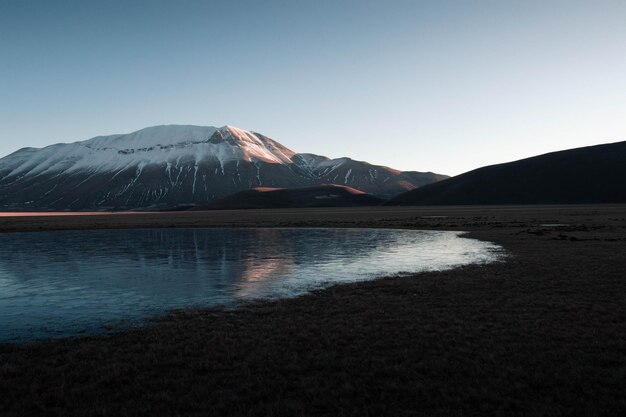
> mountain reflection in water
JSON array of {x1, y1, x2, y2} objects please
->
[{"x1": 0, "y1": 228, "x2": 503, "y2": 342}]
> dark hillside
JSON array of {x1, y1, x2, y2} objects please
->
[
  {"x1": 388, "y1": 141, "x2": 626, "y2": 205},
  {"x1": 193, "y1": 184, "x2": 384, "y2": 210}
]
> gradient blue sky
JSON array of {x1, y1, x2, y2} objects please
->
[{"x1": 1, "y1": 0, "x2": 625, "y2": 175}]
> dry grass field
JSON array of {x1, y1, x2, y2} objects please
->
[{"x1": 0, "y1": 205, "x2": 625, "y2": 416}]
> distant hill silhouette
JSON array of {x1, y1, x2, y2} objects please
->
[
  {"x1": 387, "y1": 141, "x2": 626, "y2": 205},
  {"x1": 192, "y1": 185, "x2": 384, "y2": 210}
]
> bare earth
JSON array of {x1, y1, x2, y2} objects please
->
[{"x1": 0, "y1": 205, "x2": 625, "y2": 416}]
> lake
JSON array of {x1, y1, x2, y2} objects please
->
[{"x1": 0, "y1": 228, "x2": 503, "y2": 342}]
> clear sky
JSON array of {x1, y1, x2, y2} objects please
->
[{"x1": 1, "y1": 0, "x2": 625, "y2": 176}]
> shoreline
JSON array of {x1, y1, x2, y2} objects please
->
[
  {"x1": 0, "y1": 227, "x2": 506, "y2": 345},
  {"x1": 1, "y1": 203, "x2": 625, "y2": 234},
  {"x1": 1, "y1": 205, "x2": 625, "y2": 416}
]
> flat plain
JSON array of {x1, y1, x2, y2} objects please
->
[{"x1": 0, "y1": 205, "x2": 625, "y2": 416}]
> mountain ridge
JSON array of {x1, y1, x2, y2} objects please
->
[
  {"x1": 0, "y1": 124, "x2": 446, "y2": 211},
  {"x1": 192, "y1": 184, "x2": 384, "y2": 210},
  {"x1": 387, "y1": 140, "x2": 626, "y2": 205}
]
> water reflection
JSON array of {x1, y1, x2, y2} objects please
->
[{"x1": 0, "y1": 228, "x2": 503, "y2": 342}]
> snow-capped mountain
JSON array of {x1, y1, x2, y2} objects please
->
[{"x1": 0, "y1": 125, "x2": 447, "y2": 210}]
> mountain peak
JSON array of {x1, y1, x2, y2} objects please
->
[
  {"x1": 0, "y1": 124, "x2": 447, "y2": 210},
  {"x1": 83, "y1": 124, "x2": 267, "y2": 150},
  {"x1": 79, "y1": 124, "x2": 296, "y2": 166}
]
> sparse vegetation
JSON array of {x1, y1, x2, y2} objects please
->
[{"x1": 0, "y1": 206, "x2": 625, "y2": 416}]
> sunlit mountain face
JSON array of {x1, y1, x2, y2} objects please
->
[
  {"x1": 194, "y1": 184, "x2": 385, "y2": 210},
  {"x1": 0, "y1": 125, "x2": 447, "y2": 211}
]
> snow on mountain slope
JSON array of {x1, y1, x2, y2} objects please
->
[
  {"x1": 5, "y1": 125, "x2": 295, "y2": 179},
  {"x1": 0, "y1": 125, "x2": 447, "y2": 210}
]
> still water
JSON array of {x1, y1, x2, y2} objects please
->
[{"x1": 0, "y1": 228, "x2": 503, "y2": 342}]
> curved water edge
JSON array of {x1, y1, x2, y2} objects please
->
[{"x1": 0, "y1": 228, "x2": 505, "y2": 342}]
